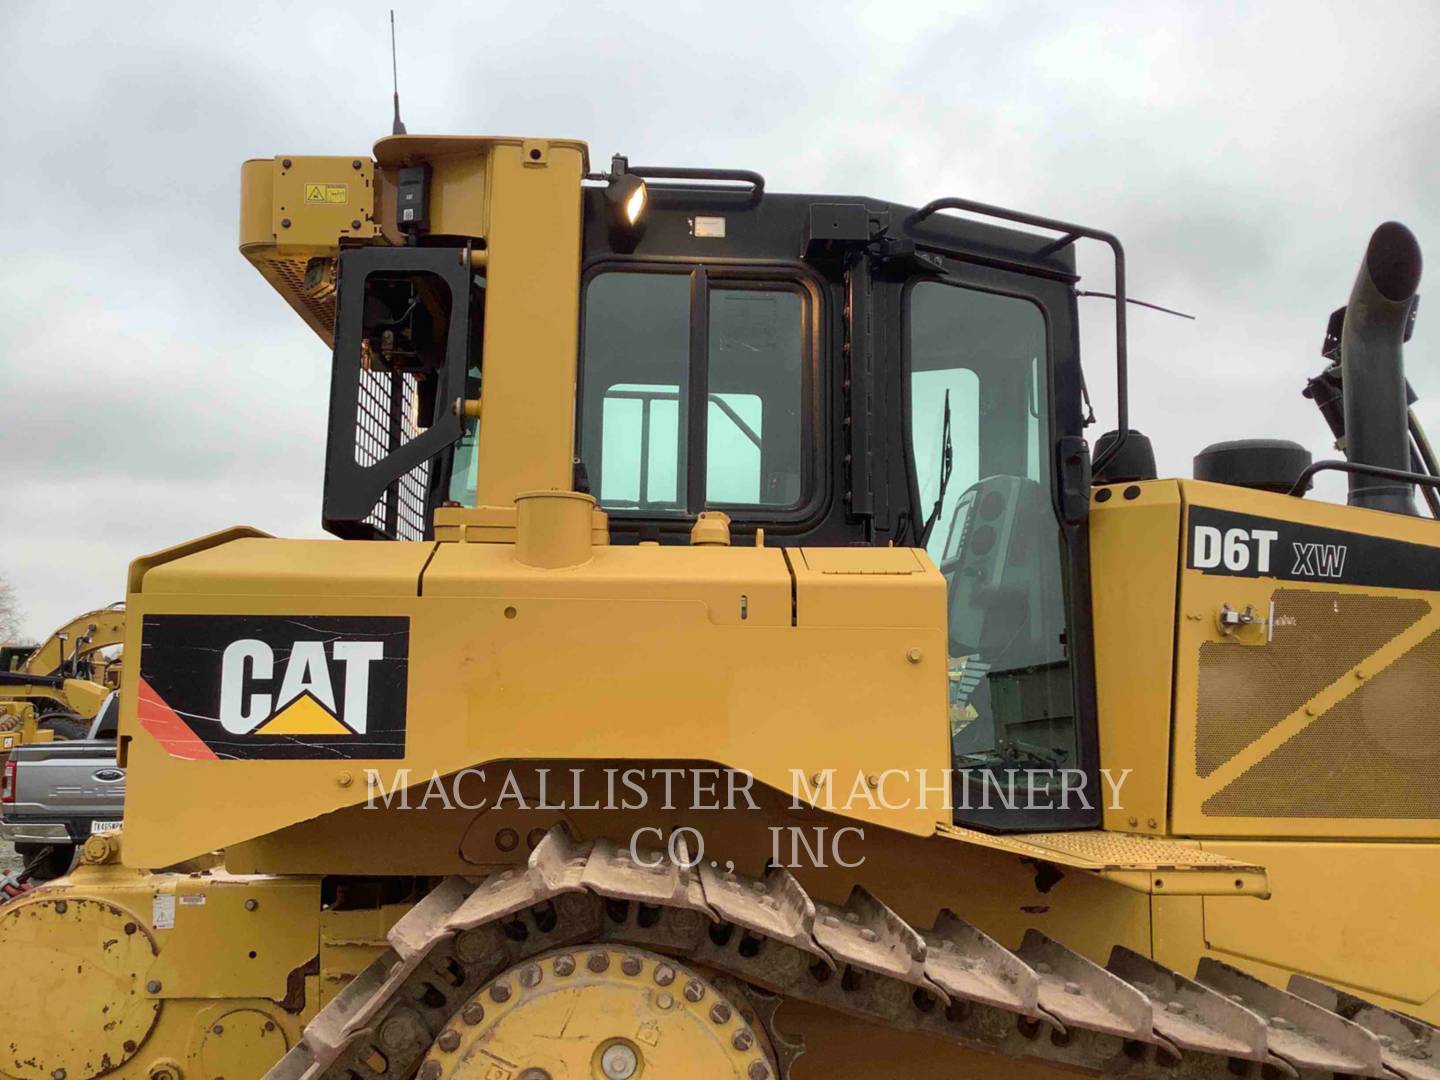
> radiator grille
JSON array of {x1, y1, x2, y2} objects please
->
[
  {"x1": 1205, "y1": 628, "x2": 1440, "y2": 818},
  {"x1": 1194, "y1": 591, "x2": 1427, "y2": 777},
  {"x1": 355, "y1": 366, "x2": 431, "y2": 541}
]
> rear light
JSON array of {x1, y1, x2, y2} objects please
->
[{"x1": 1, "y1": 759, "x2": 14, "y2": 804}]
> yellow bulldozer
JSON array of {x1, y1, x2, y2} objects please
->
[
  {"x1": 1, "y1": 131, "x2": 1436, "y2": 1080},
  {"x1": 0, "y1": 604, "x2": 124, "y2": 756}
]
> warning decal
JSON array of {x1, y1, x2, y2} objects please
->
[{"x1": 304, "y1": 183, "x2": 349, "y2": 205}]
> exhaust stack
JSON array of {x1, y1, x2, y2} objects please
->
[{"x1": 1342, "y1": 222, "x2": 1423, "y2": 514}]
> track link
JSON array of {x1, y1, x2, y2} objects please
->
[{"x1": 269, "y1": 826, "x2": 1439, "y2": 1080}]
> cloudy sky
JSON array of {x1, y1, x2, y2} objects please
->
[{"x1": 2, "y1": 1, "x2": 1437, "y2": 639}]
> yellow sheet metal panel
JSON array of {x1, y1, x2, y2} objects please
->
[
  {"x1": 472, "y1": 140, "x2": 587, "y2": 505},
  {"x1": 124, "y1": 609, "x2": 944, "y2": 864},
  {"x1": 0, "y1": 865, "x2": 315, "y2": 1079},
  {"x1": 1088, "y1": 480, "x2": 1181, "y2": 836},
  {"x1": 142, "y1": 873, "x2": 322, "y2": 1001},
  {"x1": 137, "y1": 537, "x2": 435, "y2": 597},
  {"x1": 426, "y1": 586, "x2": 947, "y2": 834},
  {"x1": 423, "y1": 541, "x2": 791, "y2": 626},
  {"x1": 268, "y1": 155, "x2": 379, "y2": 251},
  {"x1": 194, "y1": 1006, "x2": 294, "y2": 1078},
  {"x1": 374, "y1": 136, "x2": 488, "y2": 241},
  {"x1": 1149, "y1": 892, "x2": 1207, "y2": 980},
  {"x1": 118, "y1": 533, "x2": 433, "y2": 844},
  {"x1": 238, "y1": 155, "x2": 379, "y2": 343},
  {"x1": 119, "y1": 597, "x2": 430, "y2": 864},
  {"x1": 318, "y1": 903, "x2": 410, "y2": 1004},
  {"x1": 1201, "y1": 841, "x2": 1440, "y2": 1019},
  {"x1": 0, "y1": 891, "x2": 161, "y2": 1079},
  {"x1": 792, "y1": 546, "x2": 943, "y2": 628},
  {"x1": 239, "y1": 154, "x2": 380, "y2": 253},
  {"x1": 120, "y1": 538, "x2": 948, "y2": 867},
  {"x1": 239, "y1": 158, "x2": 273, "y2": 248},
  {"x1": 798, "y1": 547, "x2": 929, "y2": 574},
  {"x1": 371, "y1": 135, "x2": 588, "y2": 242},
  {"x1": 226, "y1": 789, "x2": 578, "y2": 875},
  {"x1": 1171, "y1": 480, "x2": 1440, "y2": 838},
  {"x1": 126, "y1": 525, "x2": 272, "y2": 594}
]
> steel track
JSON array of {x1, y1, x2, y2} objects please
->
[{"x1": 268, "y1": 826, "x2": 1439, "y2": 1080}]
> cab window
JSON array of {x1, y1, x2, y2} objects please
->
[
  {"x1": 584, "y1": 272, "x2": 691, "y2": 509},
  {"x1": 579, "y1": 270, "x2": 808, "y2": 516}
]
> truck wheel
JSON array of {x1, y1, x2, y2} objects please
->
[
  {"x1": 36, "y1": 713, "x2": 88, "y2": 740},
  {"x1": 14, "y1": 843, "x2": 76, "y2": 881}
]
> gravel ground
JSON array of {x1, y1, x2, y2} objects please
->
[{"x1": 1, "y1": 838, "x2": 23, "y2": 876}]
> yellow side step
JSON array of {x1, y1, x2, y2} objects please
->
[{"x1": 937, "y1": 824, "x2": 1269, "y2": 897}]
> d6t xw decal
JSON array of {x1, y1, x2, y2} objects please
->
[
  {"x1": 1186, "y1": 506, "x2": 1440, "y2": 590},
  {"x1": 138, "y1": 614, "x2": 409, "y2": 760}
]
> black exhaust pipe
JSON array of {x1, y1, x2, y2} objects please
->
[{"x1": 1342, "y1": 221, "x2": 1423, "y2": 514}]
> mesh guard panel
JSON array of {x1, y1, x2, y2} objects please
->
[
  {"x1": 322, "y1": 246, "x2": 468, "y2": 541},
  {"x1": 1205, "y1": 627, "x2": 1440, "y2": 819},
  {"x1": 1194, "y1": 591, "x2": 1428, "y2": 777},
  {"x1": 354, "y1": 367, "x2": 432, "y2": 541}
]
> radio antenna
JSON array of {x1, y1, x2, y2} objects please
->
[
  {"x1": 390, "y1": 10, "x2": 407, "y2": 136},
  {"x1": 1076, "y1": 289, "x2": 1195, "y2": 320}
]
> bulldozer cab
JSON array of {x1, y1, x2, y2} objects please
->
[
  {"x1": 569, "y1": 196, "x2": 1092, "y2": 828},
  {"x1": 0, "y1": 644, "x2": 35, "y2": 673},
  {"x1": 240, "y1": 138, "x2": 1111, "y2": 830}
]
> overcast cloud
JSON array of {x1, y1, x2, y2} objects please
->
[{"x1": 2, "y1": 0, "x2": 1437, "y2": 639}]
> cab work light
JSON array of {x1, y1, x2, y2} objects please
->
[{"x1": 606, "y1": 171, "x2": 648, "y2": 230}]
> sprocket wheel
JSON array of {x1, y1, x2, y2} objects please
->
[
  {"x1": 710, "y1": 976, "x2": 805, "y2": 1078},
  {"x1": 417, "y1": 946, "x2": 776, "y2": 1080}
]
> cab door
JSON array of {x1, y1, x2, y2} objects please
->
[{"x1": 896, "y1": 255, "x2": 1098, "y2": 830}]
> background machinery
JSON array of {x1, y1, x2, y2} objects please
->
[
  {"x1": 0, "y1": 133, "x2": 1437, "y2": 1080},
  {"x1": 0, "y1": 604, "x2": 124, "y2": 756}
]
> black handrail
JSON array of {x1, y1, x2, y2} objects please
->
[
  {"x1": 1287, "y1": 459, "x2": 1440, "y2": 498},
  {"x1": 0, "y1": 671, "x2": 65, "y2": 688},
  {"x1": 903, "y1": 197, "x2": 1129, "y2": 474},
  {"x1": 628, "y1": 166, "x2": 765, "y2": 209}
]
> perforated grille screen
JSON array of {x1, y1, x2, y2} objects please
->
[
  {"x1": 1195, "y1": 591, "x2": 1427, "y2": 776},
  {"x1": 257, "y1": 254, "x2": 336, "y2": 337},
  {"x1": 354, "y1": 367, "x2": 431, "y2": 541},
  {"x1": 1197, "y1": 590, "x2": 1440, "y2": 819}
]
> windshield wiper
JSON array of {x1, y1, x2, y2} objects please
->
[{"x1": 918, "y1": 389, "x2": 953, "y2": 549}]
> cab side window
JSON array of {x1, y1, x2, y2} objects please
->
[
  {"x1": 708, "y1": 288, "x2": 804, "y2": 506},
  {"x1": 580, "y1": 270, "x2": 809, "y2": 517},
  {"x1": 582, "y1": 273, "x2": 691, "y2": 509}
]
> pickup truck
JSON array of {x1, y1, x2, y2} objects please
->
[{"x1": 0, "y1": 693, "x2": 123, "y2": 880}]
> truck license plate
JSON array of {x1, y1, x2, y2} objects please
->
[{"x1": 90, "y1": 820, "x2": 123, "y2": 834}]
